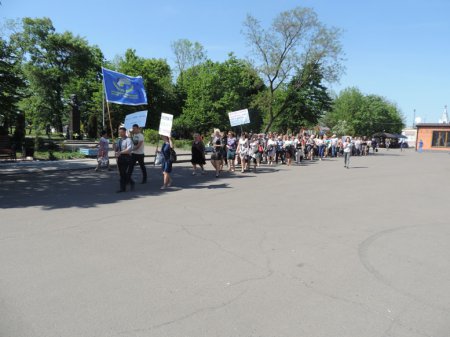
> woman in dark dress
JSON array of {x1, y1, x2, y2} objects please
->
[
  {"x1": 160, "y1": 135, "x2": 174, "y2": 190},
  {"x1": 210, "y1": 128, "x2": 223, "y2": 178},
  {"x1": 191, "y1": 133, "x2": 206, "y2": 175}
]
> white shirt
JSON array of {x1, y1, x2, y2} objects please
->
[
  {"x1": 117, "y1": 137, "x2": 133, "y2": 154},
  {"x1": 131, "y1": 133, "x2": 144, "y2": 155},
  {"x1": 284, "y1": 140, "x2": 293, "y2": 147},
  {"x1": 344, "y1": 142, "x2": 352, "y2": 153},
  {"x1": 267, "y1": 139, "x2": 277, "y2": 148},
  {"x1": 239, "y1": 138, "x2": 248, "y2": 155},
  {"x1": 331, "y1": 137, "x2": 338, "y2": 146}
]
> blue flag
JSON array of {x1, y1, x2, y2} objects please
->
[{"x1": 102, "y1": 67, "x2": 147, "y2": 106}]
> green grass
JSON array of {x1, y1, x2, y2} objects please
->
[{"x1": 32, "y1": 150, "x2": 87, "y2": 161}]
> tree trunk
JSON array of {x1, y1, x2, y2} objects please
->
[{"x1": 263, "y1": 89, "x2": 275, "y2": 133}]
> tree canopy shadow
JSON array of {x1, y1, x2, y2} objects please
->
[{"x1": 0, "y1": 164, "x2": 280, "y2": 210}]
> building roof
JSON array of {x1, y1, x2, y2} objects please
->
[{"x1": 416, "y1": 123, "x2": 450, "y2": 128}]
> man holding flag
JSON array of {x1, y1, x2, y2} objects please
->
[
  {"x1": 102, "y1": 67, "x2": 147, "y2": 191},
  {"x1": 115, "y1": 127, "x2": 134, "y2": 192}
]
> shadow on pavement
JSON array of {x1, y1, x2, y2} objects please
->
[{"x1": 0, "y1": 164, "x2": 279, "y2": 210}]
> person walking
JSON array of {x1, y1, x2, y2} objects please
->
[
  {"x1": 115, "y1": 127, "x2": 134, "y2": 192},
  {"x1": 317, "y1": 135, "x2": 325, "y2": 160},
  {"x1": 275, "y1": 135, "x2": 285, "y2": 164},
  {"x1": 283, "y1": 135, "x2": 294, "y2": 166},
  {"x1": 226, "y1": 131, "x2": 237, "y2": 172},
  {"x1": 191, "y1": 133, "x2": 206, "y2": 175},
  {"x1": 95, "y1": 130, "x2": 110, "y2": 171},
  {"x1": 267, "y1": 134, "x2": 277, "y2": 165},
  {"x1": 330, "y1": 134, "x2": 338, "y2": 158},
  {"x1": 343, "y1": 137, "x2": 352, "y2": 169},
  {"x1": 130, "y1": 124, "x2": 147, "y2": 184},
  {"x1": 238, "y1": 133, "x2": 249, "y2": 173},
  {"x1": 210, "y1": 129, "x2": 224, "y2": 178},
  {"x1": 160, "y1": 135, "x2": 174, "y2": 189},
  {"x1": 248, "y1": 136, "x2": 259, "y2": 172},
  {"x1": 306, "y1": 135, "x2": 315, "y2": 160}
]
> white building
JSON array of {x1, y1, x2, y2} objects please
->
[
  {"x1": 402, "y1": 128, "x2": 417, "y2": 147},
  {"x1": 438, "y1": 105, "x2": 449, "y2": 124}
]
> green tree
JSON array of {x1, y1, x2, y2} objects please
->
[
  {"x1": 270, "y1": 62, "x2": 332, "y2": 132},
  {"x1": 175, "y1": 55, "x2": 264, "y2": 136},
  {"x1": 171, "y1": 39, "x2": 206, "y2": 79},
  {"x1": 113, "y1": 49, "x2": 177, "y2": 131},
  {"x1": 0, "y1": 37, "x2": 25, "y2": 132},
  {"x1": 324, "y1": 87, "x2": 404, "y2": 136},
  {"x1": 242, "y1": 6, "x2": 344, "y2": 132},
  {"x1": 11, "y1": 17, "x2": 103, "y2": 132}
]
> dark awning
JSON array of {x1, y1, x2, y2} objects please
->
[{"x1": 372, "y1": 132, "x2": 406, "y2": 139}]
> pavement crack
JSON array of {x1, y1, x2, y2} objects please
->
[
  {"x1": 116, "y1": 288, "x2": 248, "y2": 336},
  {"x1": 358, "y1": 223, "x2": 450, "y2": 314}
]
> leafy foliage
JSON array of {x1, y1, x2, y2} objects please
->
[
  {"x1": 10, "y1": 18, "x2": 103, "y2": 132},
  {"x1": 112, "y1": 49, "x2": 177, "y2": 132},
  {"x1": 0, "y1": 11, "x2": 405, "y2": 142},
  {"x1": 0, "y1": 37, "x2": 25, "y2": 131},
  {"x1": 174, "y1": 55, "x2": 264, "y2": 136},
  {"x1": 324, "y1": 87, "x2": 404, "y2": 136},
  {"x1": 242, "y1": 6, "x2": 344, "y2": 131}
]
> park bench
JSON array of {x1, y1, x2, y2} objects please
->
[{"x1": 0, "y1": 135, "x2": 17, "y2": 161}]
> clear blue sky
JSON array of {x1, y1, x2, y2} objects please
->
[{"x1": 2, "y1": 0, "x2": 449, "y2": 126}]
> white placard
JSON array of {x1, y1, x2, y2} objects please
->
[
  {"x1": 158, "y1": 113, "x2": 173, "y2": 137},
  {"x1": 124, "y1": 110, "x2": 148, "y2": 130},
  {"x1": 228, "y1": 108, "x2": 250, "y2": 127}
]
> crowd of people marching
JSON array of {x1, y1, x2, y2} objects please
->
[
  {"x1": 192, "y1": 129, "x2": 379, "y2": 178},
  {"x1": 100, "y1": 125, "x2": 380, "y2": 192}
]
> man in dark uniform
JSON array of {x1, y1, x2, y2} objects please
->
[{"x1": 115, "y1": 127, "x2": 134, "y2": 192}]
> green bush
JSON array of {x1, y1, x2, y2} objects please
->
[
  {"x1": 143, "y1": 129, "x2": 160, "y2": 144},
  {"x1": 173, "y1": 139, "x2": 192, "y2": 150}
]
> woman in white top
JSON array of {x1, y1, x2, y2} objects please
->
[
  {"x1": 283, "y1": 135, "x2": 294, "y2": 166},
  {"x1": 343, "y1": 137, "x2": 352, "y2": 168},
  {"x1": 249, "y1": 136, "x2": 259, "y2": 172},
  {"x1": 266, "y1": 134, "x2": 277, "y2": 165},
  {"x1": 316, "y1": 135, "x2": 324, "y2": 161},
  {"x1": 237, "y1": 133, "x2": 249, "y2": 173}
]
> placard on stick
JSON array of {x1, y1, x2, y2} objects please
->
[
  {"x1": 159, "y1": 113, "x2": 173, "y2": 137},
  {"x1": 124, "y1": 110, "x2": 148, "y2": 130},
  {"x1": 228, "y1": 109, "x2": 250, "y2": 127}
]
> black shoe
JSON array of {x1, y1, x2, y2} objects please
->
[{"x1": 116, "y1": 189, "x2": 125, "y2": 193}]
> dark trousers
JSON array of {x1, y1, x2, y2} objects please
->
[
  {"x1": 276, "y1": 150, "x2": 285, "y2": 164},
  {"x1": 118, "y1": 155, "x2": 134, "y2": 191},
  {"x1": 130, "y1": 153, "x2": 147, "y2": 182}
]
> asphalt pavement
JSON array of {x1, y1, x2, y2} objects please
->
[{"x1": 0, "y1": 149, "x2": 449, "y2": 337}]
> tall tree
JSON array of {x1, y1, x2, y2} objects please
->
[
  {"x1": 273, "y1": 62, "x2": 332, "y2": 132},
  {"x1": 171, "y1": 39, "x2": 206, "y2": 79},
  {"x1": 0, "y1": 37, "x2": 25, "y2": 132},
  {"x1": 324, "y1": 87, "x2": 404, "y2": 136},
  {"x1": 11, "y1": 17, "x2": 103, "y2": 132},
  {"x1": 242, "y1": 6, "x2": 344, "y2": 132},
  {"x1": 175, "y1": 55, "x2": 264, "y2": 135}
]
